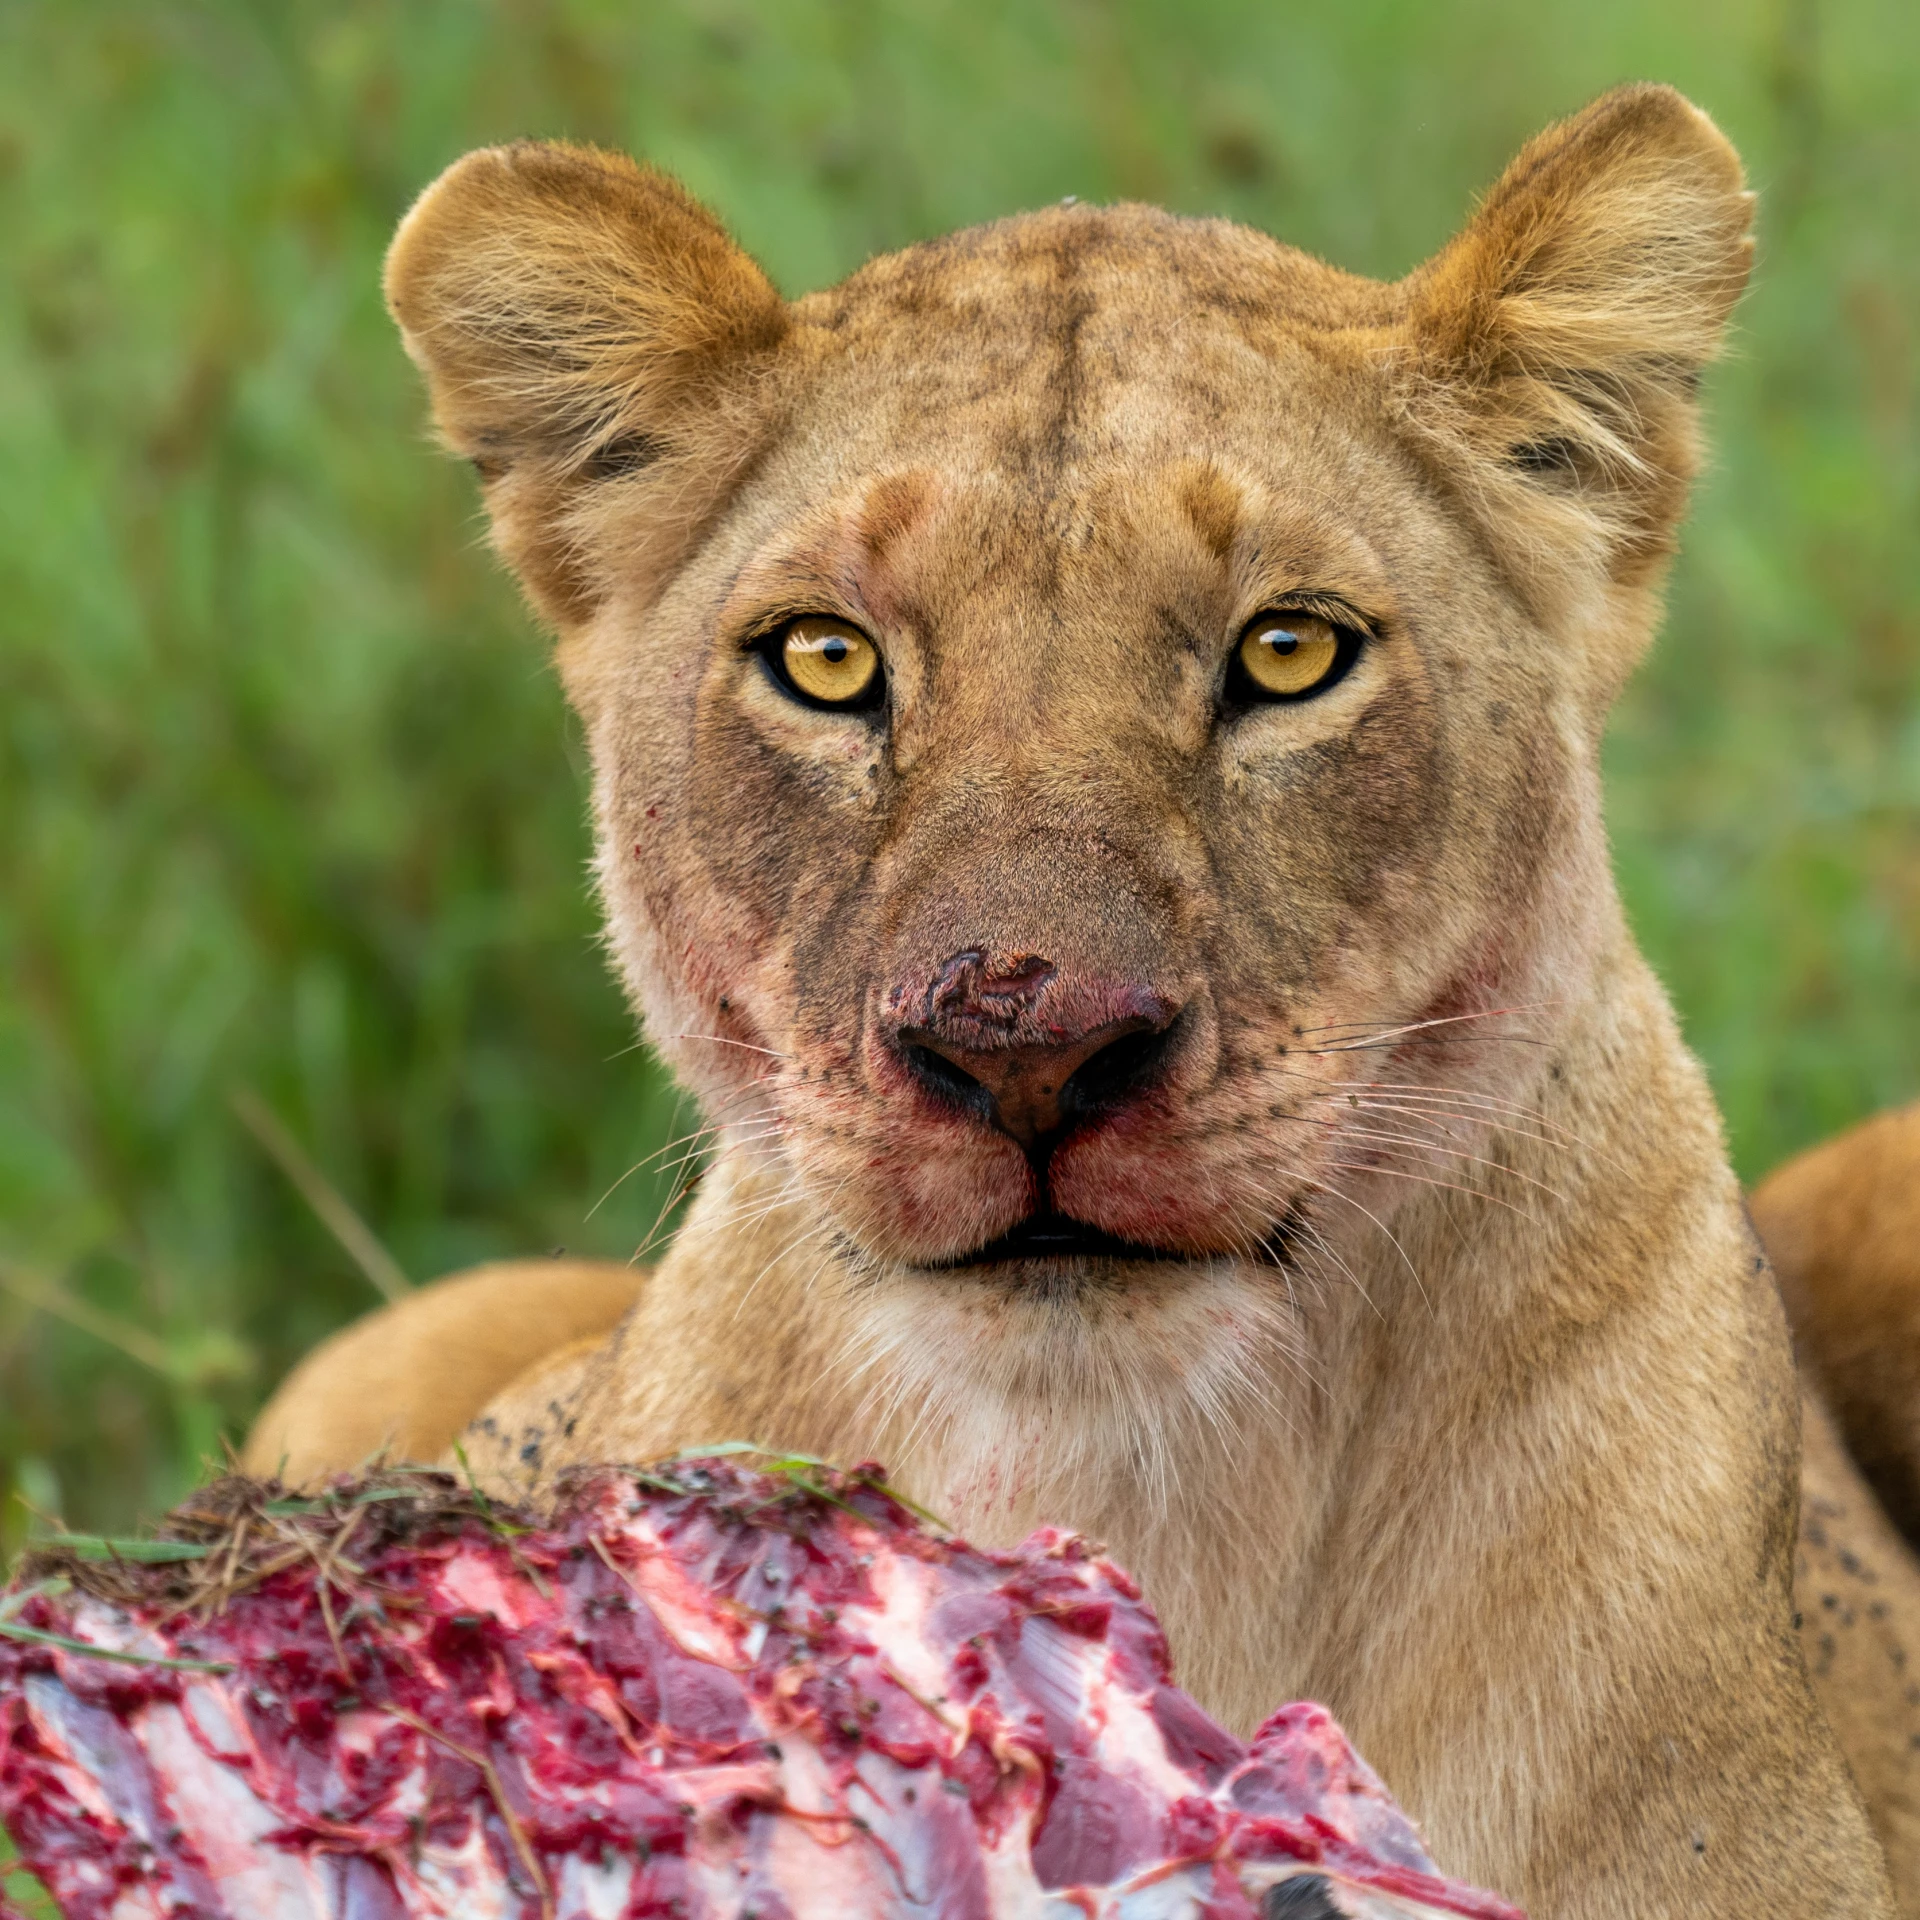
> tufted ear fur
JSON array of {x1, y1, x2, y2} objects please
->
[
  {"x1": 384, "y1": 142, "x2": 788, "y2": 628},
  {"x1": 1395, "y1": 85, "x2": 1754, "y2": 631}
]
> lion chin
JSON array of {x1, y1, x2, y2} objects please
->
[
  {"x1": 848, "y1": 1249, "x2": 1306, "y2": 1516},
  {"x1": 246, "y1": 88, "x2": 1920, "y2": 1918}
]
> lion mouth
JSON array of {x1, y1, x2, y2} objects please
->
[
  {"x1": 913, "y1": 1203, "x2": 1306, "y2": 1274},
  {"x1": 926, "y1": 1210, "x2": 1201, "y2": 1269}
]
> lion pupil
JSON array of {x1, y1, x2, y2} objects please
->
[
  {"x1": 824, "y1": 639, "x2": 848, "y2": 664},
  {"x1": 1268, "y1": 631, "x2": 1298, "y2": 655}
]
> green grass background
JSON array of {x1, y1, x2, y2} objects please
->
[
  {"x1": 0, "y1": 0, "x2": 1916, "y2": 1902},
  {"x1": 3, "y1": 0, "x2": 1918, "y2": 1586}
]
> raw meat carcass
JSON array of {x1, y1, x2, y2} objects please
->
[{"x1": 0, "y1": 1455, "x2": 1522, "y2": 1919}]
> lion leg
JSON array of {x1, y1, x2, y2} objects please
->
[
  {"x1": 1755, "y1": 1103, "x2": 1920, "y2": 1543},
  {"x1": 1752, "y1": 1105, "x2": 1920, "y2": 1906},
  {"x1": 240, "y1": 1259, "x2": 643, "y2": 1489},
  {"x1": 1796, "y1": 1388, "x2": 1920, "y2": 1906}
]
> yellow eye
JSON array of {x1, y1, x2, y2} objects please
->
[
  {"x1": 775, "y1": 617, "x2": 882, "y2": 709},
  {"x1": 1236, "y1": 611, "x2": 1347, "y2": 700}
]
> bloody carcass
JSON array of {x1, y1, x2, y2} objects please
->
[{"x1": 0, "y1": 1457, "x2": 1522, "y2": 1920}]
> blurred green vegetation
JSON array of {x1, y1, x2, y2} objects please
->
[{"x1": 0, "y1": 0, "x2": 1915, "y2": 1592}]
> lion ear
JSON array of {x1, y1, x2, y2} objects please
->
[
  {"x1": 1397, "y1": 84, "x2": 1754, "y2": 597},
  {"x1": 384, "y1": 141, "x2": 788, "y2": 627}
]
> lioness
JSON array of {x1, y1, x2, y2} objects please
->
[{"x1": 247, "y1": 88, "x2": 1920, "y2": 1913}]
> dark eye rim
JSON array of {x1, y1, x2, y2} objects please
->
[
  {"x1": 1222, "y1": 606, "x2": 1366, "y2": 709},
  {"x1": 752, "y1": 616, "x2": 887, "y2": 715}
]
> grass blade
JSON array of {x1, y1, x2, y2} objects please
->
[
  {"x1": 27, "y1": 1535, "x2": 211, "y2": 1564},
  {"x1": 230, "y1": 1088, "x2": 411, "y2": 1304},
  {"x1": 0, "y1": 1617, "x2": 233, "y2": 1674}
]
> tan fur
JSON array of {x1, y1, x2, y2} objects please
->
[
  {"x1": 1757, "y1": 1104, "x2": 1920, "y2": 1542},
  {"x1": 1799, "y1": 1386, "x2": 1920, "y2": 1886},
  {"x1": 242, "y1": 1260, "x2": 640, "y2": 1487},
  {"x1": 251, "y1": 88, "x2": 1920, "y2": 1912},
  {"x1": 1757, "y1": 1107, "x2": 1920, "y2": 1891}
]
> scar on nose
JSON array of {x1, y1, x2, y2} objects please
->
[{"x1": 927, "y1": 949, "x2": 1058, "y2": 1027}]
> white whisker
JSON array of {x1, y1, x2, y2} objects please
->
[{"x1": 659, "y1": 1032, "x2": 795, "y2": 1061}]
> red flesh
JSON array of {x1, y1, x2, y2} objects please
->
[{"x1": 0, "y1": 1461, "x2": 1522, "y2": 1920}]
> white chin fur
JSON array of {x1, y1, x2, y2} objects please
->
[{"x1": 846, "y1": 1255, "x2": 1309, "y2": 1539}]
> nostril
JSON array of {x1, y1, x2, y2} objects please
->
[
  {"x1": 903, "y1": 1041, "x2": 996, "y2": 1118},
  {"x1": 891, "y1": 989, "x2": 1184, "y2": 1152},
  {"x1": 1058, "y1": 1014, "x2": 1183, "y2": 1124}
]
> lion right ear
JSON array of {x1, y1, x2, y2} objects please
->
[
  {"x1": 384, "y1": 142, "x2": 788, "y2": 627},
  {"x1": 1394, "y1": 86, "x2": 1753, "y2": 626}
]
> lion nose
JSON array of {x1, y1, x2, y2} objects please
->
[
  {"x1": 907, "y1": 1021, "x2": 1168, "y2": 1149},
  {"x1": 889, "y1": 948, "x2": 1182, "y2": 1153}
]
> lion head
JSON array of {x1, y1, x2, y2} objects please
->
[{"x1": 385, "y1": 86, "x2": 1751, "y2": 1481}]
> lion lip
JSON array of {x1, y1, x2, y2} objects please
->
[{"x1": 923, "y1": 1211, "x2": 1200, "y2": 1269}]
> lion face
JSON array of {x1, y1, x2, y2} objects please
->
[
  {"x1": 385, "y1": 91, "x2": 1750, "y2": 1356},
  {"x1": 592, "y1": 217, "x2": 1558, "y2": 1291}
]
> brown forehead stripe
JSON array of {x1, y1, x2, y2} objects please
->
[
  {"x1": 855, "y1": 469, "x2": 941, "y2": 566},
  {"x1": 1177, "y1": 463, "x2": 1247, "y2": 563}
]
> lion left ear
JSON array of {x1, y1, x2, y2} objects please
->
[
  {"x1": 1396, "y1": 84, "x2": 1754, "y2": 599},
  {"x1": 385, "y1": 141, "x2": 788, "y2": 630}
]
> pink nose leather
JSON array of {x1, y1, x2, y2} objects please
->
[{"x1": 892, "y1": 948, "x2": 1177, "y2": 1148}]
